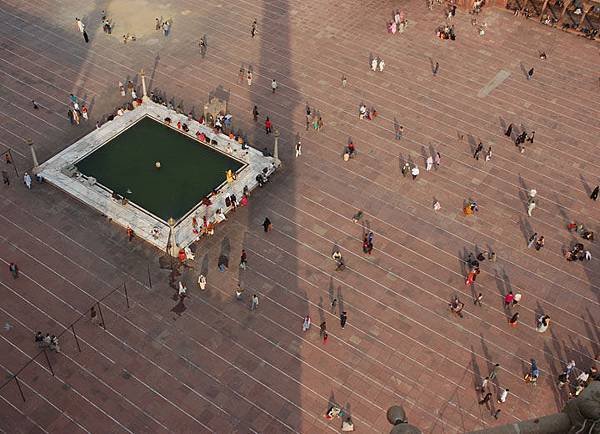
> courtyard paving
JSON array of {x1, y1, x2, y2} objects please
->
[{"x1": 0, "y1": 0, "x2": 599, "y2": 432}]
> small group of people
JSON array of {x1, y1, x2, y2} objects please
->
[
  {"x1": 527, "y1": 232, "x2": 545, "y2": 250},
  {"x1": 343, "y1": 140, "x2": 356, "y2": 161},
  {"x1": 563, "y1": 243, "x2": 592, "y2": 262},
  {"x1": 464, "y1": 252, "x2": 483, "y2": 286},
  {"x1": 67, "y1": 93, "x2": 88, "y2": 125},
  {"x1": 436, "y1": 24, "x2": 456, "y2": 40},
  {"x1": 370, "y1": 57, "x2": 385, "y2": 72},
  {"x1": 401, "y1": 161, "x2": 420, "y2": 180},
  {"x1": 358, "y1": 103, "x2": 378, "y2": 120},
  {"x1": 567, "y1": 221, "x2": 594, "y2": 241},
  {"x1": 238, "y1": 65, "x2": 254, "y2": 86},
  {"x1": 386, "y1": 9, "x2": 408, "y2": 34},
  {"x1": 34, "y1": 332, "x2": 60, "y2": 352},
  {"x1": 155, "y1": 17, "x2": 171, "y2": 36},
  {"x1": 304, "y1": 105, "x2": 324, "y2": 131},
  {"x1": 557, "y1": 360, "x2": 599, "y2": 397},
  {"x1": 101, "y1": 10, "x2": 112, "y2": 34}
]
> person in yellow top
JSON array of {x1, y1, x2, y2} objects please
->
[{"x1": 226, "y1": 169, "x2": 234, "y2": 185}]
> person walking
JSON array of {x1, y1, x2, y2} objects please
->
[
  {"x1": 247, "y1": 70, "x2": 253, "y2": 86},
  {"x1": 591, "y1": 185, "x2": 599, "y2": 201},
  {"x1": 264, "y1": 117, "x2": 272, "y2": 134},
  {"x1": 252, "y1": 105, "x2": 259, "y2": 122},
  {"x1": 497, "y1": 388, "x2": 509, "y2": 403},
  {"x1": 341, "y1": 75, "x2": 347, "y2": 87},
  {"x1": 49, "y1": 335, "x2": 60, "y2": 352},
  {"x1": 489, "y1": 363, "x2": 500, "y2": 380},
  {"x1": 32, "y1": 100, "x2": 39, "y2": 110},
  {"x1": 262, "y1": 217, "x2": 272, "y2": 232},
  {"x1": 509, "y1": 312, "x2": 519, "y2": 327},
  {"x1": 271, "y1": 79, "x2": 278, "y2": 93},
  {"x1": 76, "y1": 18, "x2": 89, "y2": 43},
  {"x1": 479, "y1": 376, "x2": 490, "y2": 391},
  {"x1": 197, "y1": 274, "x2": 207, "y2": 290},
  {"x1": 9, "y1": 262, "x2": 19, "y2": 279},
  {"x1": 527, "y1": 68, "x2": 534, "y2": 80},
  {"x1": 527, "y1": 189, "x2": 537, "y2": 216},
  {"x1": 331, "y1": 298, "x2": 337, "y2": 313},
  {"x1": 2, "y1": 170, "x2": 9, "y2": 186},
  {"x1": 536, "y1": 314, "x2": 550, "y2": 332},
  {"x1": 527, "y1": 131, "x2": 535, "y2": 143},
  {"x1": 340, "y1": 311, "x2": 347, "y2": 328},
  {"x1": 504, "y1": 292, "x2": 515, "y2": 308},
  {"x1": 527, "y1": 232, "x2": 538, "y2": 248},
  {"x1": 505, "y1": 123, "x2": 513, "y2": 137},
  {"x1": 240, "y1": 249, "x2": 248, "y2": 270},
  {"x1": 479, "y1": 392, "x2": 492, "y2": 406},
  {"x1": 493, "y1": 409, "x2": 501, "y2": 419},
  {"x1": 250, "y1": 294, "x2": 259, "y2": 310},
  {"x1": 23, "y1": 172, "x2": 32, "y2": 189},
  {"x1": 474, "y1": 292, "x2": 483, "y2": 306},
  {"x1": 433, "y1": 62, "x2": 439, "y2": 76},
  {"x1": 295, "y1": 140, "x2": 302, "y2": 157},
  {"x1": 34, "y1": 331, "x2": 44, "y2": 348},
  {"x1": 473, "y1": 142, "x2": 484, "y2": 160},
  {"x1": 199, "y1": 35, "x2": 207, "y2": 58},
  {"x1": 434, "y1": 151, "x2": 441, "y2": 167},
  {"x1": 90, "y1": 306, "x2": 100, "y2": 325},
  {"x1": 250, "y1": 19, "x2": 257, "y2": 38},
  {"x1": 534, "y1": 235, "x2": 545, "y2": 250},
  {"x1": 302, "y1": 315, "x2": 311, "y2": 332},
  {"x1": 127, "y1": 226, "x2": 134, "y2": 242}
]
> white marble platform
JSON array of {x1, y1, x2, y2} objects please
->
[{"x1": 37, "y1": 100, "x2": 279, "y2": 255}]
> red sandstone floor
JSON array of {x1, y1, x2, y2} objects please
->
[{"x1": 0, "y1": 0, "x2": 599, "y2": 432}]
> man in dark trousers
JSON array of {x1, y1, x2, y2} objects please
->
[
  {"x1": 505, "y1": 123, "x2": 513, "y2": 137},
  {"x1": 340, "y1": 312, "x2": 347, "y2": 328}
]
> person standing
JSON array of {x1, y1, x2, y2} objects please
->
[
  {"x1": 341, "y1": 75, "x2": 347, "y2": 87},
  {"x1": 247, "y1": 70, "x2": 253, "y2": 86},
  {"x1": 527, "y1": 68, "x2": 534, "y2": 80},
  {"x1": 35, "y1": 331, "x2": 44, "y2": 347},
  {"x1": 250, "y1": 19, "x2": 257, "y2": 38},
  {"x1": 32, "y1": 100, "x2": 39, "y2": 110},
  {"x1": 433, "y1": 62, "x2": 439, "y2": 76},
  {"x1": 75, "y1": 18, "x2": 88, "y2": 43},
  {"x1": 331, "y1": 298, "x2": 337, "y2": 313},
  {"x1": 479, "y1": 376, "x2": 490, "y2": 391},
  {"x1": 127, "y1": 226, "x2": 134, "y2": 241},
  {"x1": 411, "y1": 165, "x2": 419, "y2": 180},
  {"x1": 504, "y1": 291, "x2": 514, "y2": 308},
  {"x1": 434, "y1": 151, "x2": 441, "y2": 167},
  {"x1": 505, "y1": 123, "x2": 513, "y2": 137},
  {"x1": 271, "y1": 79, "x2": 278, "y2": 93},
  {"x1": 2, "y1": 170, "x2": 9, "y2": 186},
  {"x1": 534, "y1": 235, "x2": 545, "y2": 250},
  {"x1": 295, "y1": 140, "x2": 302, "y2": 158},
  {"x1": 197, "y1": 274, "x2": 206, "y2": 290},
  {"x1": 527, "y1": 131, "x2": 535, "y2": 143},
  {"x1": 23, "y1": 172, "x2": 32, "y2": 189},
  {"x1": 484, "y1": 147, "x2": 492, "y2": 162},
  {"x1": 264, "y1": 117, "x2": 272, "y2": 134},
  {"x1": 474, "y1": 293, "x2": 483, "y2": 306},
  {"x1": 252, "y1": 105, "x2": 259, "y2": 122},
  {"x1": 536, "y1": 315, "x2": 550, "y2": 332},
  {"x1": 426, "y1": 156, "x2": 433, "y2": 171},
  {"x1": 497, "y1": 388, "x2": 509, "y2": 403},
  {"x1": 591, "y1": 185, "x2": 599, "y2": 201},
  {"x1": 90, "y1": 306, "x2": 100, "y2": 325},
  {"x1": 240, "y1": 249, "x2": 248, "y2": 270},
  {"x1": 340, "y1": 311, "x2": 347, "y2": 328},
  {"x1": 302, "y1": 315, "x2": 311, "y2": 332},
  {"x1": 250, "y1": 294, "x2": 259, "y2": 310},
  {"x1": 9, "y1": 262, "x2": 19, "y2": 279},
  {"x1": 262, "y1": 217, "x2": 272, "y2": 232}
]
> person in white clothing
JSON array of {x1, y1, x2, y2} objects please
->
[
  {"x1": 411, "y1": 165, "x2": 420, "y2": 180},
  {"x1": 497, "y1": 388, "x2": 509, "y2": 403},
  {"x1": 197, "y1": 274, "x2": 207, "y2": 290},
  {"x1": 378, "y1": 58, "x2": 385, "y2": 72},
  {"x1": 23, "y1": 172, "x2": 32, "y2": 189},
  {"x1": 426, "y1": 156, "x2": 433, "y2": 171},
  {"x1": 371, "y1": 58, "x2": 377, "y2": 71}
]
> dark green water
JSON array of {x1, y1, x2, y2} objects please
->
[{"x1": 77, "y1": 117, "x2": 243, "y2": 221}]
